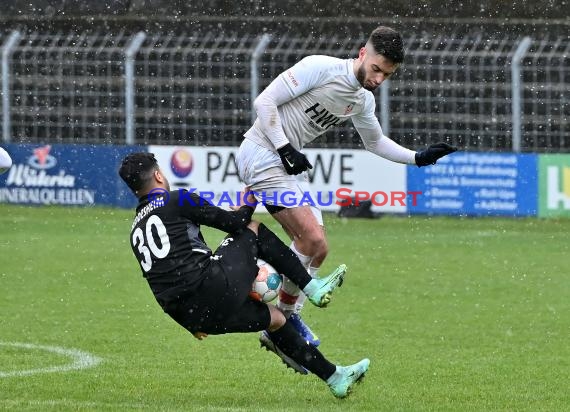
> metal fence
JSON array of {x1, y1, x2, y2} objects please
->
[{"x1": 1, "y1": 29, "x2": 568, "y2": 152}]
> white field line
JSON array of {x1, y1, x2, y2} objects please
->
[{"x1": 0, "y1": 341, "x2": 102, "y2": 378}]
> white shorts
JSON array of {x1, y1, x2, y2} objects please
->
[{"x1": 236, "y1": 139, "x2": 323, "y2": 225}]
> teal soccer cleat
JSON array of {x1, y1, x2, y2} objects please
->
[
  {"x1": 306, "y1": 264, "x2": 347, "y2": 308},
  {"x1": 327, "y1": 358, "x2": 370, "y2": 398}
]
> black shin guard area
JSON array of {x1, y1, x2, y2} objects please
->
[
  {"x1": 268, "y1": 321, "x2": 336, "y2": 381},
  {"x1": 256, "y1": 223, "x2": 312, "y2": 289}
]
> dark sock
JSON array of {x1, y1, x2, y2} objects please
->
[
  {"x1": 268, "y1": 321, "x2": 336, "y2": 381},
  {"x1": 256, "y1": 223, "x2": 312, "y2": 290}
]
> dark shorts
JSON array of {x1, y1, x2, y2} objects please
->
[
  {"x1": 264, "y1": 203, "x2": 286, "y2": 214},
  {"x1": 168, "y1": 228, "x2": 271, "y2": 335}
]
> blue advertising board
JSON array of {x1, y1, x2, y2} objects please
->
[
  {"x1": 0, "y1": 145, "x2": 543, "y2": 216},
  {"x1": 407, "y1": 152, "x2": 538, "y2": 216},
  {"x1": 0, "y1": 144, "x2": 144, "y2": 208}
]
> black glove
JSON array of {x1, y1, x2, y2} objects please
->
[
  {"x1": 277, "y1": 143, "x2": 313, "y2": 175},
  {"x1": 415, "y1": 142, "x2": 458, "y2": 167}
]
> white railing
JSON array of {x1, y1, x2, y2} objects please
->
[{"x1": 0, "y1": 30, "x2": 568, "y2": 152}]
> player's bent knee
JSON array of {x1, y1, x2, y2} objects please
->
[
  {"x1": 297, "y1": 233, "x2": 328, "y2": 258},
  {"x1": 316, "y1": 237, "x2": 329, "y2": 256},
  {"x1": 266, "y1": 304, "x2": 286, "y2": 332}
]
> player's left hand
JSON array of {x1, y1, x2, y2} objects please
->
[
  {"x1": 415, "y1": 142, "x2": 458, "y2": 167},
  {"x1": 193, "y1": 332, "x2": 208, "y2": 340}
]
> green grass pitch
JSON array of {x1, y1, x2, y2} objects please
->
[{"x1": 0, "y1": 204, "x2": 568, "y2": 411}]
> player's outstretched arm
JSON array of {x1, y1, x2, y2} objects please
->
[
  {"x1": 415, "y1": 142, "x2": 458, "y2": 167},
  {"x1": 179, "y1": 190, "x2": 256, "y2": 233}
]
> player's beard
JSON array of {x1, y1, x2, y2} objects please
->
[{"x1": 356, "y1": 65, "x2": 378, "y2": 91}]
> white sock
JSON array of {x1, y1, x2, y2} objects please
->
[
  {"x1": 277, "y1": 242, "x2": 312, "y2": 313},
  {"x1": 326, "y1": 366, "x2": 344, "y2": 385},
  {"x1": 295, "y1": 266, "x2": 319, "y2": 312},
  {"x1": 294, "y1": 293, "x2": 307, "y2": 313},
  {"x1": 291, "y1": 242, "x2": 312, "y2": 269},
  {"x1": 277, "y1": 278, "x2": 301, "y2": 313}
]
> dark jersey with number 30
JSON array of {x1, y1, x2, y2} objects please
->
[{"x1": 129, "y1": 189, "x2": 254, "y2": 309}]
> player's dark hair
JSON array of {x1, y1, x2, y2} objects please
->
[
  {"x1": 118, "y1": 152, "x2": 159, "y2": 194},
  {"x1": 368, "y1": 26, "x2": 405, "y2": 64}
]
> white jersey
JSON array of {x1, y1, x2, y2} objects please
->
[
  {"x1": 244, "y1": 55, "x2": 416, "y2": 165},
  {"x1": 0, "y1": 147, "x2": 12, "y2": 174}
]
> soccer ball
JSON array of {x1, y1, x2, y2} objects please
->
[
  {"x1": 249, "y1": 259, "x2": 282, "y2": 303},
  {"x1": 0, "y1": 147, "x2": 12, "y2": 175}
]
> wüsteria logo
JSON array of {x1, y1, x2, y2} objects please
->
[
  {"x1": 6, "y1": 145, "x2": 74, "y2": 187},
  {"x1": 0, "y1": 145, "x2": 95, "y2": 205},
  {"x1": 29, "y1": 145, "x2": 57, "y2": 169}
]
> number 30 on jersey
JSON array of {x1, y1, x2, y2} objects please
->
[{"x1": 132, "y1": 215, "x2": 171, "y2": 272}]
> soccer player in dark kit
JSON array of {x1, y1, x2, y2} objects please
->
[{"x1": 118, "y1": 152, "x2": 369, "y2": 398}]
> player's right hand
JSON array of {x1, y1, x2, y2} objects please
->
[
  {"x1": 415, "y1": 142, "x2": 458, "y2": 167},
  {"x1": 277, "y1": 143, "x2": 313, "y2": 175}
]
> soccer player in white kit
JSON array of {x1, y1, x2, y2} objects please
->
[
  {"x1": 0, "y1": 147, "x2": 12, "y2": 175},
  {"x1": 236, "y1": 26, "x2": 456, "y2": 351}
]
